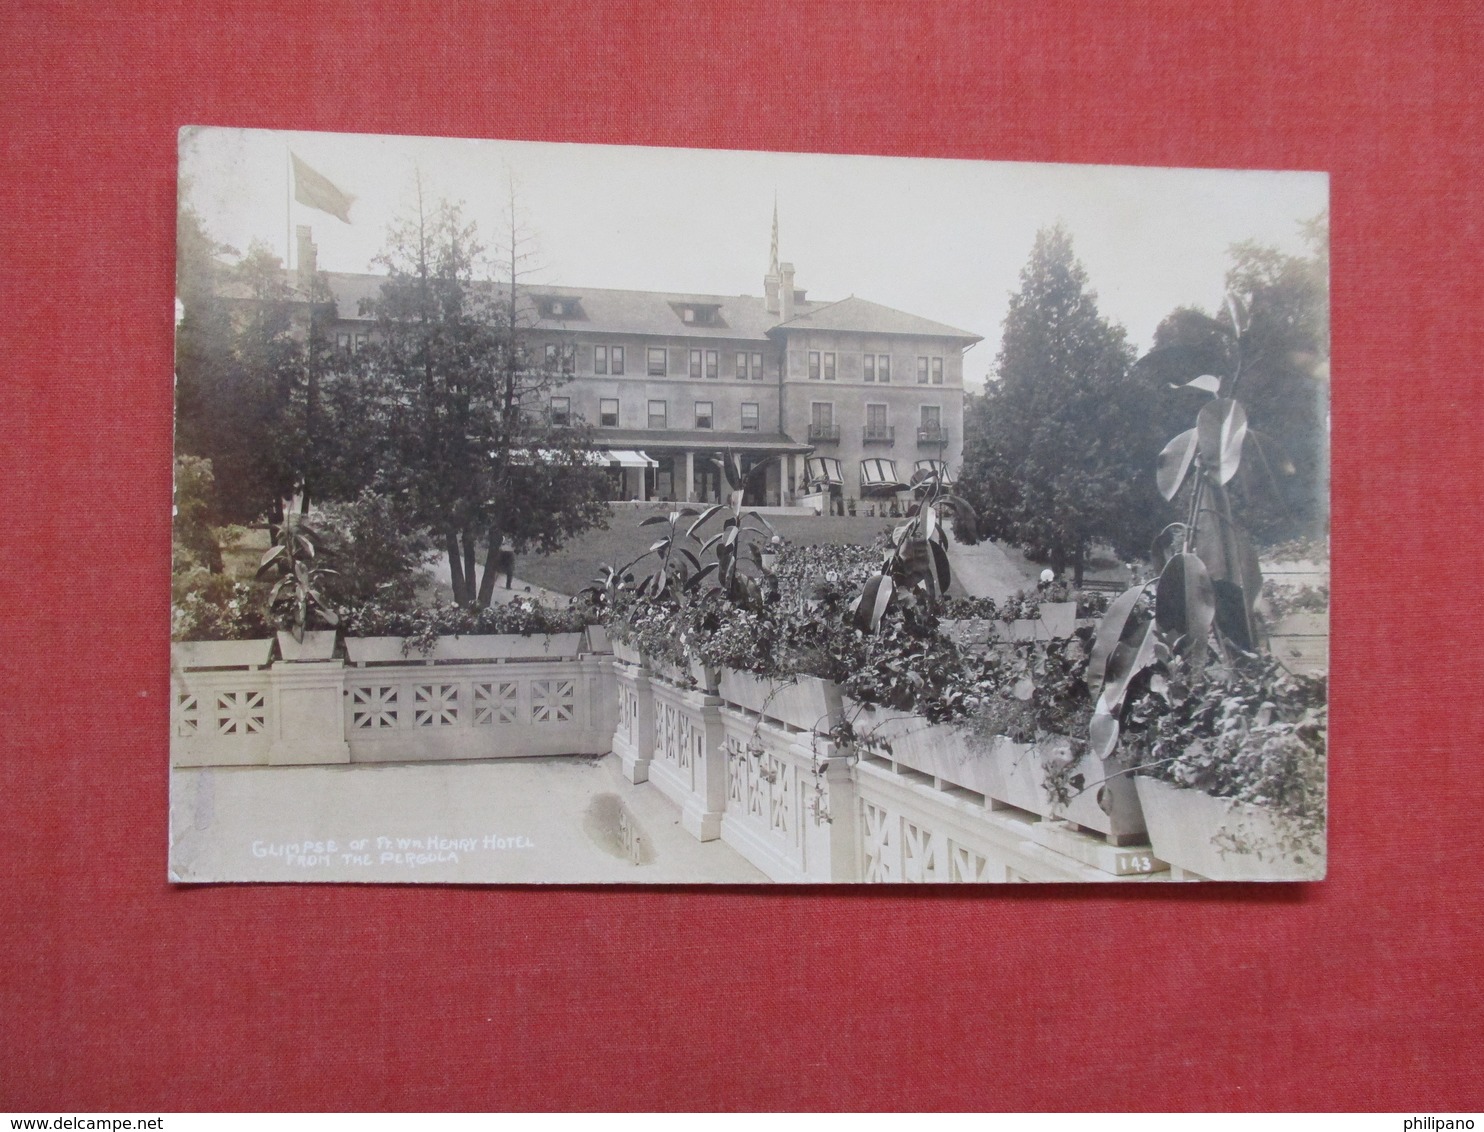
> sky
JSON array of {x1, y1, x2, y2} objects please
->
[{"x1": 180, "y1": 126, "x2": 1328, "y2": 392}]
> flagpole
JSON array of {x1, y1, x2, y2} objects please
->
[{"x1": 286, "y1": 149, "x2": 292, "y2": 275}]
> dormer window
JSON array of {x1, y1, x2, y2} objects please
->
[
  {"x1": 537, "y1": 295, "x2": 582, "y2": 320},
  {"x1": 671, "y1": 302, "x2": 724, "y2": 328}
]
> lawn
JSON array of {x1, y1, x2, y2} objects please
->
[{"x1": 510, "y1": 504, "x2": 904, "y2": 597}]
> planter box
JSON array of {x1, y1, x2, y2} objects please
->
[
  {"x1": 1135, "y1": 776, "x2": 1322, "y2": 881},
  {"x1": 718, "y1": 669, "x2": 841, "y2": 734},
  {"x1": 276, "y1": 629, "x2": 338, "y2": 662},
  {"x1": 992, "y1": 602, "x2": 1079, "y2": 643},
  {"x1": 845, "y1": 701, "x2": 982, "y2": 788},
  {"x1": 977, "y1": 735, "x2": 1147, "y2": 844},
  {"x1": 611, "y1": 638, "x2": 644, "y2": 667},
  {"x1": 647, "y1": 655, "x2": 720, "y2": 693},
  {"x1": 172, "y1": 638, "x2": 275, "y2": 671},
  {"x1": 343, "y1": 633, "x2": 583, "y2": 665},
  {"x1": 1267, "y1": 611, "x2": 1328, "y2": 676}
]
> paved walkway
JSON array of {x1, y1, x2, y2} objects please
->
[
  {"x1": 170, "y1": 755, "x2": 768, "y2": 885},
  {"x1": 945, "y1": 534, "x2": 1038, "y2": 602}
]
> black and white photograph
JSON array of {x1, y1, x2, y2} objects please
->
[{"x1": 170, "y1": 126, "x2": 1329, "y2": 884}]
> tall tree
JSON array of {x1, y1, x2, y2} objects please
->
[
  {"x1": 352, "y1": 185, "x2": 609, "y2": 606},
  {"x1": 1142, "y1": 214, "x2": 1329, "y2": 543},
  {"x1": 958, "y1": 226, "x2": 1154, "y2": 583}
]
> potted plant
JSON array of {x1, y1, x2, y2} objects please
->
[
  {"x1": 256, "y1": 495, "x2": 340, "y2": 662},
  {"x1": 1082, "y1": 293, "x2": 1326, "y2": 878}
]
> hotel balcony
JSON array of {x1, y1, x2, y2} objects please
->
[
  {"x1": 916, "y1": 427, "x2": 948, "y2": 447},
  {"x1": 862, "y1": 425, "x2": 895, "y2": 445},
  {"x1": 807, "y1": 423, "x2": 841, "y2": 443}
]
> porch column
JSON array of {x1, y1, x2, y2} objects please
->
[{"x1": 683, "y1": 450, "x2": 695, "y2": 503}]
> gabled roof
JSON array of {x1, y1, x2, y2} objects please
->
[
  {"x1": 311, "y1": 272, "x2": 980, "y2": 345},
  {"x1": 772, "y1": 295, "x2": 981, "y2": 343}
]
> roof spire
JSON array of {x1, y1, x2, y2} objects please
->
[{"x1": 769, "y1": 194, "x2": 780, "y2": 277}]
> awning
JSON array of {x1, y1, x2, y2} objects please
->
[
  {"x1": 804, "y1": 456, "x2": 844, "y2": 487},
  {"x1": 913, "y1": 459, "x2": 955, "y2": 487},
  {"x1": 859, "y1": 458, "x2": 910, "y2": 494},
  {"x1": 503, "y1": 448, "x2": 656, "y2": 469},
  {"x1": 606, "y1": 449, "x2": 658, "y2": 469}
]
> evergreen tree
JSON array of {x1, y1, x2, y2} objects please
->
[{"x1": 958, "y1": 226, "x2": 1155, "y2": 583}]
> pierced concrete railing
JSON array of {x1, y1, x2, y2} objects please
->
[{"x1": 171, "y1": 634, "x2": 616, "y2": 769}]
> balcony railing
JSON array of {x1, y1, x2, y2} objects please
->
[
  {"x1": 807, "y1": 423, "x2": 841, "y2": 443},
  {"x1": 862, "y1": 425, "x2": 895, "y2": 445},
  {"x1": 916, "y1": 427, "x2": 948, "y2": 446}
]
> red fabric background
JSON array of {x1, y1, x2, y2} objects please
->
[{"x1": 2, "y1": 0, "x2": 1479, "y2": 1112}]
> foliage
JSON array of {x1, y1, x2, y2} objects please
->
[
  {"x1": 1122, "y1": 654, "x2": 1327, "y2": 863},
  {"x1": 340, "y1": 595, "x2": 587, "y2": 655},
  {"x1": 1143, "y1": 218, "x2": 1329, "y2": 543},
  {"x1": 173, "y1": 455, "x2": 224, "y2": 574},
  {"x1": 940, "y1": 594, "x2": 999, "y2": 620},
  {"x1": 171, "y1": 569, "x2": 271, "y2": 642},
  {"x1": 1084, "y1": 282, "x2": 1327, "y2": 863},
  {"x1": 958, "y1": 633, "x2": 1096, "y2": 745},
  {"x1": 957, "y1": 226, "x2": 1157, "y2": 581},
  {"x1": 342, "y1": 189, "x2": 611, "y2": 607},
  {"x1": 255, "y1": 497, "x2": 339, "y2": 641},
  {"x1": 313, "y1": 490, "x2": 439, "y2": 611},
  {"x1": 1261, "y1": 581, "x2": 1329, "y2": 619}
]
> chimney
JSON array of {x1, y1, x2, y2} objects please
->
[
  {"x1": 781, "y1": 263, "x2": 796, "y2": 323},
  {"x1": 296, "y1": 225, "x2": 318, "y2": 291},
  {"x1": 765, "y1": 272, "x2": 780, "y2": 314}
]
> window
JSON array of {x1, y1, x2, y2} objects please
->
[
  {"x1": 809, "y1": 402, "x2": 837, "y2": 442},
  {"x1": 336, "y1": 332, "x2": 352, "y2": 353},
  {"x1": 595, "y1": 345, "x2": 608, "y2": 375},
  {"x1": 648, "y1": 400, "x2": 668, "y2": 429},
  {"x1": 878, "y1": 355, "x2": 891, "y2": 383},
  {"x1": 932, "y1": 357, "x2": 944, "y2": 385},
  {"x1": 706, "y1": 350, "x2": 718, "y2": 380},
  {"x1": 864, "y1": 354, "x2": 875, "y2": 382},
  {"x1": 917, "y1": 356, "x2": 929, "y2": 385},
  {"x1": 690, "y1": 349, "x2": 702, "y2": 379},
  {"x1": 545, "y1": 343, "x2": 559, "y2": 367},
  {"x1": 599, "y1": 398, "x2": 619, "y2": 428},
  {"x1": 355, "y1": 332, "x2": 367, "y2": 351},
  {"x1": 920, "y1": 405, "x2": 942, "y2": 430},
  {"x1": 682, "y1": 307, "x2": 695, "y2": 323},
  {"x1": 544, "y1": 343, "x2": 573, "y2": 373},
  {"x1": 736, "y1": 351, "x2": 748, "y2": 379},
  {"x1": 612, "y1": 346, "x2": 625, "y2": 375},
  {"x1": 752, "y1": 352, "x2": 763, "y2": 381},
  {"x1": 548, "y1": 299, "x2": 565, "y2": 317},
  {"x1": 808, "y1": 351, "x2": 821, "y2": 380},
  {"x1": 550, "y1": 397, "x2": 570, "y2": 427},
  {"x1": 865, "y1": 403, "x2": 892, "y2": 443},
  {"x1": 741, "y1": 402, "x2": 759, "y2": 431},
  {"x1": 648, "y1": 347, "x2": 667, "y2": 376},
  {"x1": 823, "y1": 352, "x2": 836, "y2": 381},
  {"x1": 695, "y1": 401, "x2": 713, "y2": 429}
]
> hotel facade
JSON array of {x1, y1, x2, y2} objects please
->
[{"x1": 304, "y1": 219, "x2": 980, "y2": 509}]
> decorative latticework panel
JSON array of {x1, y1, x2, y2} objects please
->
[
  {"x1": 862, "y1": 801, "x2": 895, "y2": 883},
  {"x1": 414, "y1": 683, "x2": 459, "y2": 727},
  {"x1": 351, "y1": 686, "x2": 399, "y2": 730},
  {"x1": 532, "y1": 679, "x2": 575, "y2": 724},
  {"x1": 901, "y1": 819, "x2": 941, "y2": 882},
  {"x1": 176, "y1": 694, "x2": 201, "y2": 737},
  {"x1": 725, "y1": 735, "x2": 746, "y2": 806},
  {"x1": 949, "y1": 843, "x2": 990, "y2": 883},
  {"x1": 473, "y1": 681, "x2": 519, "y2": 725},
  {"x1": 765, "y1": 755, "x2": 794, "y2": 837},
  {"x1": 214, "y1": 690, "x2": 266, "y2": 736},
  {"x1": 656, "y1": 701, "x2": 695, "y2": 770}
]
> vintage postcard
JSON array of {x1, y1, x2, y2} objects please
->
[{"x1": 170, "y1": 127, "x2": 1328, "y2": 883}]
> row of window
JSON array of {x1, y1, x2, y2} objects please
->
[
  {"x1": 808, "y1": 352, "x2": 947, "y2": 384},
  {"x1": 809, "y1": 403, "x2": 944, "y2": 431},
  {"x1": 549, "y1": 398, "x2": 762, "y2": 432}
]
